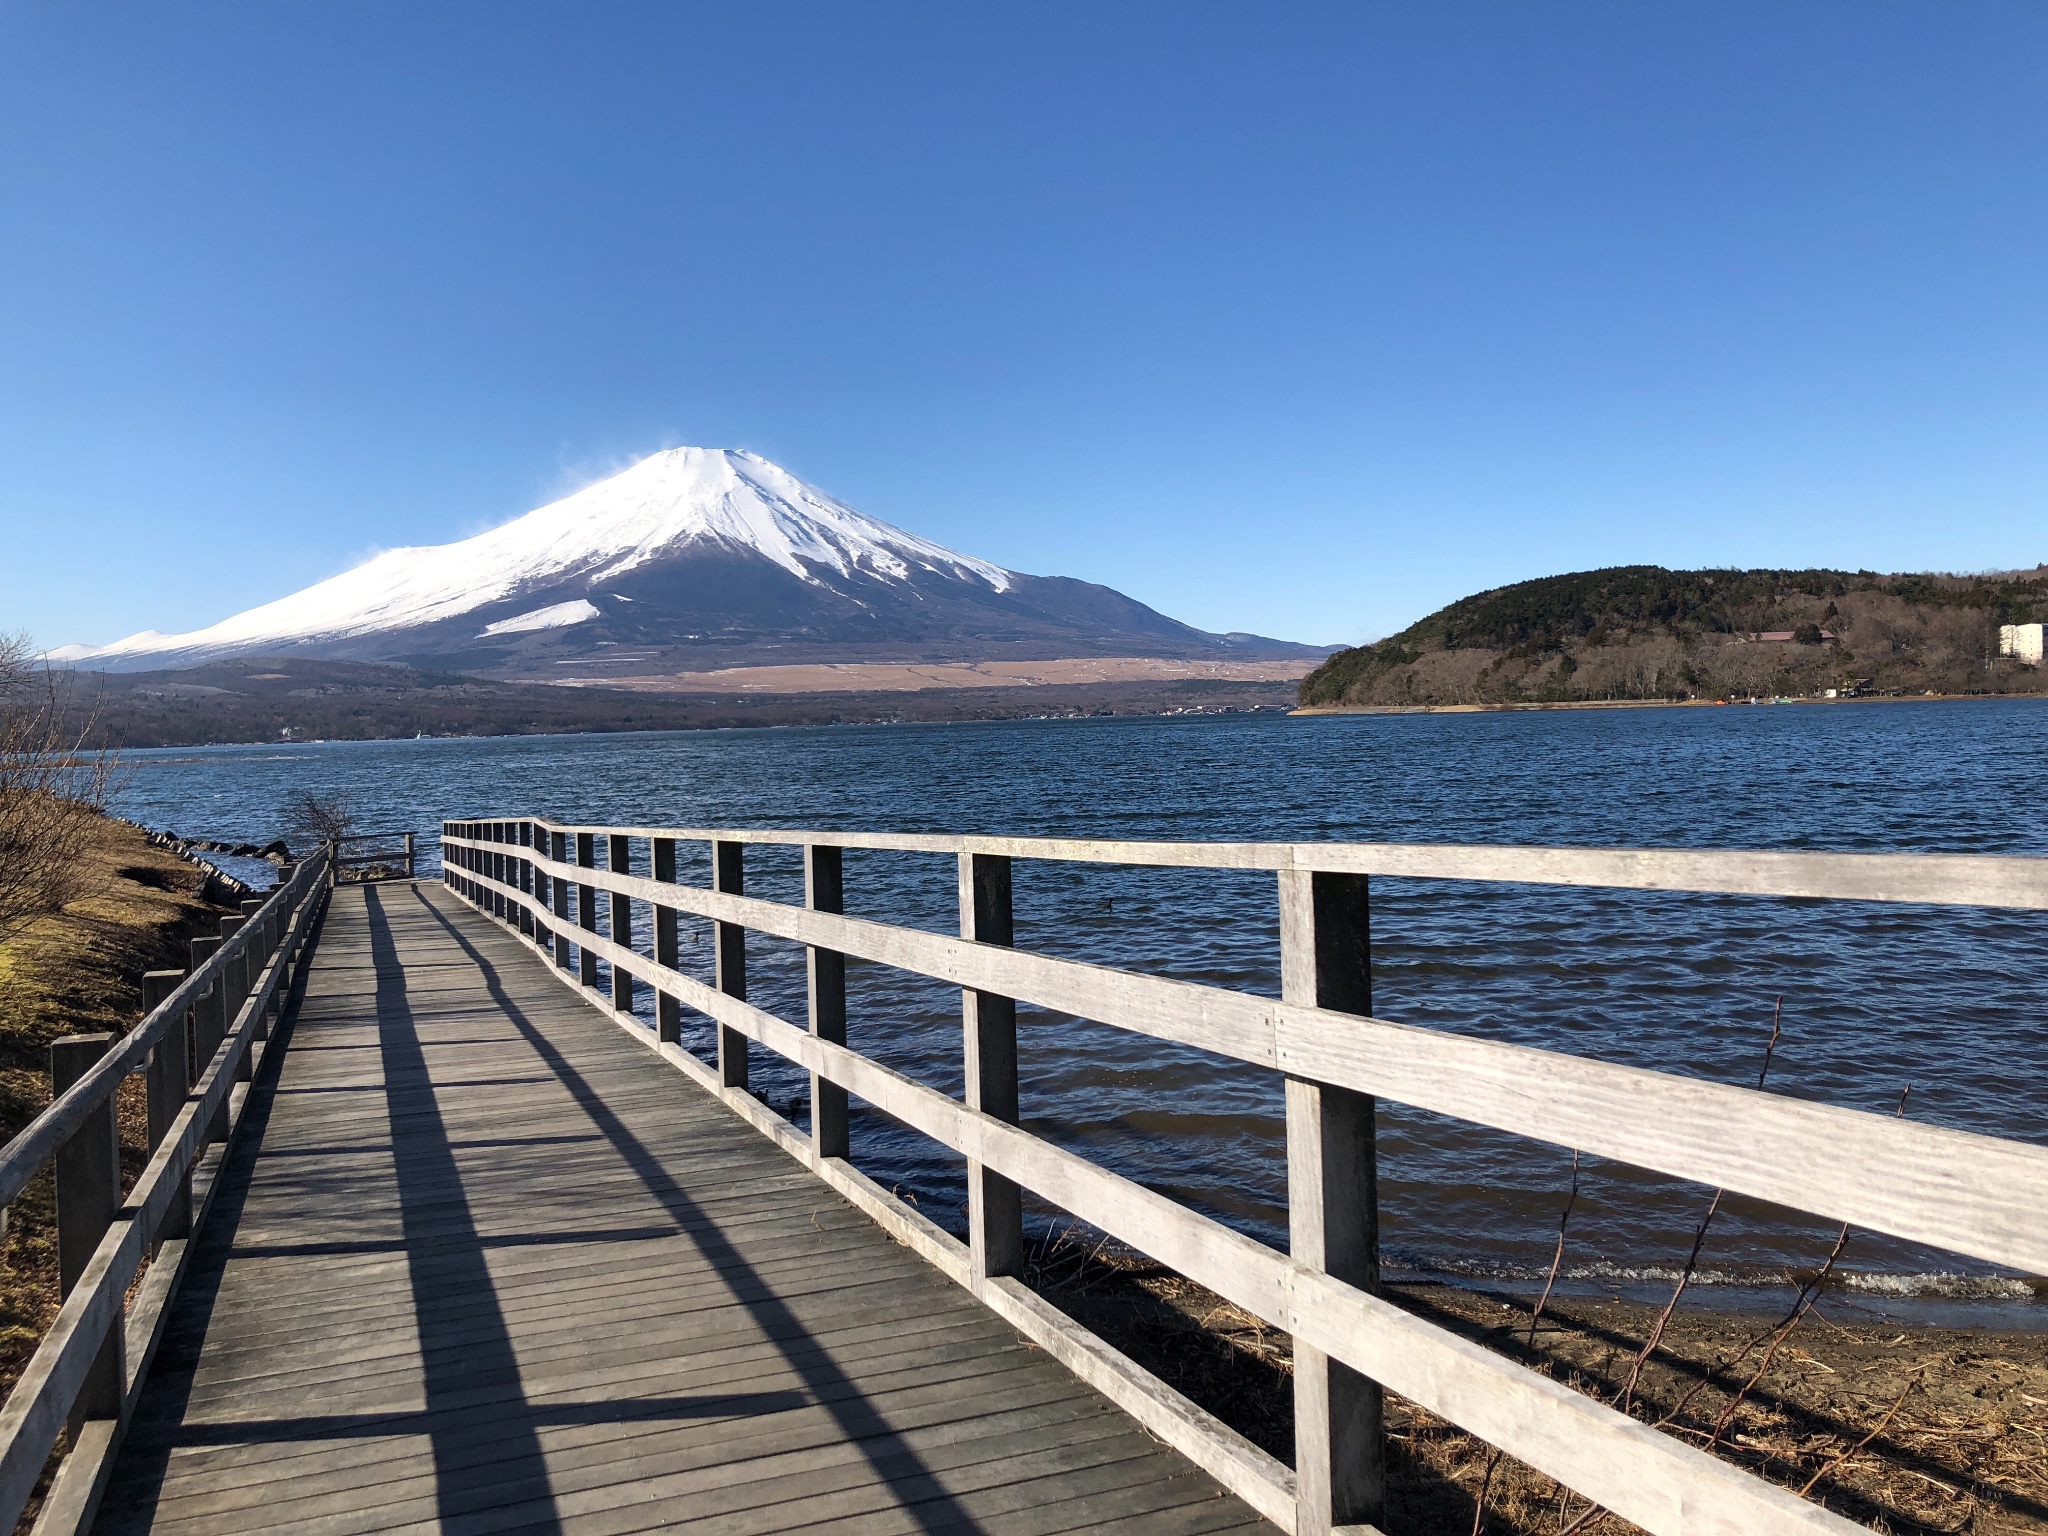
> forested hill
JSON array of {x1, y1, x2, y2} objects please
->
[{"x1": 1299, "y1": 565, "x2": 2048, "y2": 708}]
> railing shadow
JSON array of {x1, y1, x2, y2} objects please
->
[
  {"x1": 408, "y1": 883, "x2": 993, "y2": 1536},
  {"x1": 98, "y1": 889, "x2": 824, "y2": 1536},
  {"x1": 362, "y1": 883, "x2": 566, "y2": 1533}
]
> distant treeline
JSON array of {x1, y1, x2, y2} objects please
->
[
  {"x1": 57, "y1": 658, "x2": 1295, "y2": 748},
  {"x1": 1301, "y1": 565, "x2": 2048, "y2": 708}
]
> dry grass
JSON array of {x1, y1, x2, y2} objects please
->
[
  {"x1": 1025, "y1": 1234, "x2": 2048, "y2": 1534},
  {"x1": 0, "y1": 634, "x2": 117, "y2": 943}
]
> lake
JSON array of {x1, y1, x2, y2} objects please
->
[{"x1": 115, "y1": 700, "x2": 2048, "y2": 1322}]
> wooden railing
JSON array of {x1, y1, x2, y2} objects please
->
[
  {"x1": 440, "y1": 819, "x2": 2048, "y2": 1536},
  {"x1": 0, "y1": 848, "x2": 331, "y2": 1535},
  {"x1": 334, "y1": 829, "x2": 415, "y2": 882}
]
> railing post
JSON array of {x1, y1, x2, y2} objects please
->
[
  {"x1": 551, "y1": 830, "x2": 573, "y2": 971},
  {"x1": 609, "y1": 834, "x2": 635, "y2": 1016},
  {"x1": 713, "y1": 840, "x2": 748, "y2": 1089},
  {"x1": 192, "y1": 930, "x2": 233, "y2": 1147},
  {"x1": 406, "y1": 830, "x2": 416, "y2": 881},
  {"x1": 1279, "y1": 868, "x2": 1383, "y2": 1535},
  {"x1": 220, "y1": 915, "x2": 253, "y2": 1084},
  {"x1": 519, "y1": 822, "x2": 536, "y2": 936},
  {"x1": 51, "y1": 1034, "x2": 124, "y2": 1431},
  {"x1": 529, "y1": 825, "x2": 549, "y2": 941},
  {"x1": 238, "y1": 900, "x2": 270, "y2": 1043},
  {"x1": 189, "y1": 935, "x2": 224, "y2": 1132},
  {"x1": 141, "y1": 971, "x2": 193, "y2": 1243},
  {"x1": 576, "y1": 832, "x2": 600, "y2": 989},
  {"x1": 960, "y1": 852, "x2": 1023, "y2": 1285},
  {"x1": 806, "y1": 844, "x2": 848, "y2": 1165},
  {"x1": 653, "y1": 838, "x2": 682, "y2": 1044}
]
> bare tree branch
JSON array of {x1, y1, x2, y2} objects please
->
[
  {"x1": 0, "y1": 633, "x2": 117, "y2": 939},
  {"x1": 280, "y1": 789, "x2": 355, "y2": 852}
]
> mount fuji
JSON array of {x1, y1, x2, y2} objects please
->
[{"x1": 54, "y1": 448, "x2": 1323, "y2": 681}]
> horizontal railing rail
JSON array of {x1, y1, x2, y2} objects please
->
[
  {"x1": 525, "y1": 822, "x2": 2048, "y2": 908},
  {"x1": 0, "y1": 847, "x2": 332, "y2": 1536},
  {"x1": 331, "y1": 829, "x2": 416, "y2": 880},
  {"x1": 438, "y1": 817, "x2": 2048, "y2": 1536}
]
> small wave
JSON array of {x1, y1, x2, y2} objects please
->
[
  {"x1": 1387, "y1": 1251, "x2": 2046, "y2": 1301},
  {"x1": 1836, "y1": 1271, "x2": 2047, "y2": 1302}
]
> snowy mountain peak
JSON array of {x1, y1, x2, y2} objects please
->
[
  {"x1": 483, "y1": 447, "x2": 1015, "y2": 596},
  {"x1": 57, "y1": 448, "x2": 1015, "y2": 664}
]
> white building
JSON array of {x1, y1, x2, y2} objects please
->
[{"x1": 2000, "y1": 622, "x2": 2045, "y2": 664}]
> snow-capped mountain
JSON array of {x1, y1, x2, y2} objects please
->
[{"x1": 54, "y1": 448, "x2": 1322, "y2": 677}]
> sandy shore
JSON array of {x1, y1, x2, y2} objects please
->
[
  {"x1": 1028, "y1": 1240, "x2": 2048, "y2": 1534},
  {"x1": 530, "y1": 656, "x2": 1318, "y2": 694}
]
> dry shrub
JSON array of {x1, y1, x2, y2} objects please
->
[
  {"x1": 280, "y1": 789, "x2": 355, "y2": 850},
  {"x1": 0, "y1": 634, "x2": 115, "y2": 940}
]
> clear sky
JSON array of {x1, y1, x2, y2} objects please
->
[{"x1": 2, "y1": 3, "x2": 2043, "y2": 653}]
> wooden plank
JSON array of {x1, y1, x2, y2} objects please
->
[
  {"x1": 805, "y1": 843, "x2": 848, "y2": 1165},
  {"x1": 976, "y1": 1277, "x2": 1296, "y2": 1533},
  {"x1": 575, "y1": 831, "x2": 601, "y2": 991},
  {"x1": 50, "y1": 1035, "x2": 124, "y2": 1425},
  {"x1": 961, "y1": 852, "x2": 1023, "y2": 1285},
  {"x1": 138, "y1": 1264, "x2": 983, "y2": 1413},
  {"x1": 496, "y1": 822, "x2": 2048, "y2": 909},
  {"x1": 124, "y1": 1340, "x2": 1076, "y2": 1522},
  {"x1": 122, "y1": 1312, "x2": 1018, "y2": 1480},
  {"x1": 1278, "y1": 869, "x2": 1381, "y2": 1536},
  {"x1": 607, "y1": 833, "x2": 634, "y2": 1016},
  {"x1": 120, "y1": 1392, "x2": 1120, "y2": 1536},
  {"x1": 714, "y1": 839, "x2": 749, "y2": 1090},
  {"x1": 139, "y1": 1343, "x2": 1095, "y2": 1510},
  {"x1": 653, "y1": 836, "x2": 683, "y2": 1045}
]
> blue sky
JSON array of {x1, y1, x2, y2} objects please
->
[{"x1": 2, "y1": 3, "x2": 2043, "y2": 652}]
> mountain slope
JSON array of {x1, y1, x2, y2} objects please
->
[
  {"x1": 56, "y1": 449, "x2": 1323, "y2": 677},
  {"x1": 1299, "y1": 564, "x2": 2048, "y2": 706}
]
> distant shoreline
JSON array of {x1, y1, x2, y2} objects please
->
[{"x1": 1290, "y1": 691, "x2": 2046, "y2": 717}]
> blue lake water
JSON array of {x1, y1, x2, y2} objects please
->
[{"x1": 115, "y1": 701, "x2": 2048, "y2": 1320}]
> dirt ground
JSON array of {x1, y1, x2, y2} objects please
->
[{"x1": 1026, "y1": 1238, "x2": 2048, "y2": 1534}]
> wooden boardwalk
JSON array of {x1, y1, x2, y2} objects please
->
[{"x1": 93, "y1": 881, "x2": 1267, "y2": 1536}]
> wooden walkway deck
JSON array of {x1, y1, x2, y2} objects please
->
[{"x1": 92, "y1": 881, "x2": 1267, "y2": 1536}]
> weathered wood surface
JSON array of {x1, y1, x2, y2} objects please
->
[
  {"x1": 94, "y1": 881, "x2": 1267, "y2": 1536},
  {"x1": 0, "y1": 857, "x2": 327, "y2": 1536},
  {"x1": 0, "y1": 857, "x2": 326, "y2": 1215},
  {"x1": 518, "y1": 821, "x2": 2048, "y2": 909},
  {"x1": 446, "y1": 839, "x2": 1875, "y2": 1536},
  {"x1": 502, "y1": 839, "x2": 2048, "y2": 1280}
]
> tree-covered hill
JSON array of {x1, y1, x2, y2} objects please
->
[{"x1": 1300, "y1": 565, "x2": 2048, "y2": 708}]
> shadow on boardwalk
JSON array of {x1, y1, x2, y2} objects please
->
[{"x1": 92, "y1": 881, "x2": 1265, "y2": 1535}]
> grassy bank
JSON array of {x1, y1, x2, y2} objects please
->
[
  {"x1": 1030, "y1": 1240, "x2": 2048, "y2": 1533},
  {"x1": 0, "y1": 817, "x2": 235, "y2": 1405}
]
